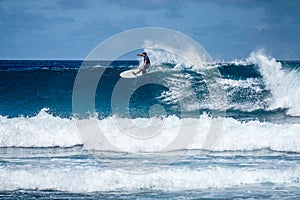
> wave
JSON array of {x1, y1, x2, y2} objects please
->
[
  {"x1": 0, "y1": 109, "x2": 299, "y2": 152},
  {"x1": 1, "y1": 165, "x2": 298, "y2": 192},
  {"x1": 0, "y1": 52, "x2": 299, "y2": 118},
  {"x1": 164, "y1": 50, "x2": 300, "y2": 115},
  {"x1": 0, "y1": 108, "x2": 80, "y2": 148},
  {"x1": 247, "y1": 51, "x2": 300, "y2": 116},
  {"x1": 142, "y1": 49, "x2": 280, "y2": 114}
]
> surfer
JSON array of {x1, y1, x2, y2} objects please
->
[{"x1": 133, "y1": 52, "x2": 151, "y2": 75}]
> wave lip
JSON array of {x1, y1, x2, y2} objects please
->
[{"x1": 247, "y1": 51, "x2": 300, "y2": 116}]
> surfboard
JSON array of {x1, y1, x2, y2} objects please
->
[{"x1": 120, "y1": 69, "x2": 143, "y2": 79}]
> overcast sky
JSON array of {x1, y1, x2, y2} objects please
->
[{"x1": 1, "y1": 0, "x2": 299, "y2": 60}]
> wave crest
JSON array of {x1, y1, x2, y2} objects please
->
[
  {"x1": 247, "y1": 50, "x2": 300, "y2": 116},
  {"x1": 0, "y1": 109, "x2": 299, "y2": 153}
]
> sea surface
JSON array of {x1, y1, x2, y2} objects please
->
[{"x1": 0, "y1": 51, "x2": 299, "y2": 199}]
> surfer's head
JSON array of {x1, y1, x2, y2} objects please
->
[{"x1": 142, "y1": 52, "x2": 147, "y2": 56}]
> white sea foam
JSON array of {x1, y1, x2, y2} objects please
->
[
  {"x1": 216, "y1": 77, "x2": 263, "y2": 92},
  {"x1": 0, "y1": 109, "x2": 299, "y2": 152},
  {"x1": 247, "y1": 50, "x2": 300, "y2": 116},
  {"x1": 0, "y1": 165, "x2": 298, "y2": 192},
  {"x1": 214, "y1": 77, "x2": 266, "y2": 111},
  {"x1": 193, "y1": 116, "x2": 300, "y2": 152},
  {"x1": 0, "y1": 108, "x2": 80, "y2": 148},
  {"x1": 157, "y1": 73, "x2": 195, "y2": 106}
]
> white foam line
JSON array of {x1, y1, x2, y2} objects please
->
[
  {"x1": 0, "y1": 166, "x2": 299, "y2": 192},
  {"x1": 0, "y1": 109, "x2": 299, "y2": 152}
]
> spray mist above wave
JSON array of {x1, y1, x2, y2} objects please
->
[
  {"x1": 1, "y1": 109, "x2": 299, "y2": 152},
  {"x1": 142, "y1": 38, "x2": 211, "y2": 70}
]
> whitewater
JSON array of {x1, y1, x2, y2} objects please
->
[{"x1": 0, "y1": 109, "x2": 299, "y2": 152}]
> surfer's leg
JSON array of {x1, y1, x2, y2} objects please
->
[
  {"x1": 141, "y1": 64, "x2": 149, "y2": 74},
  {"x1": 133, "y1": 68, "x2": 141, "y2": 75},
  {"x1": 145, "y1": 64, "x2": 150, "y2": 70},
  {"x1": 134, "y1": 64, "x2": 149, "y2": 75}
]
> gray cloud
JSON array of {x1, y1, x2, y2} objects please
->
[
  {"x1": 57, "y1": 0, "x2": 89, "y2": 10},
  {"x1": 0, "y1": 10, "x2": 49, "y2": 31},
  {"x1": 207, "y1": 0, "x2": 300, "y2": 28},
  {"x1": 0, "y1": 8, "x2": 75, "y2": 33},
  {"x1": 164, "y1": 9, "x2": 184, "y2": 19},
  {"x1": 105, "y1": 0, "x2": 185, "y2": 20},
  {"x1": 106, "y1": 0, "x2": 184, "y2": 10}
]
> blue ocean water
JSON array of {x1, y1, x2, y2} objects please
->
[{"x1": 0, "y1": 52, "x2": 299, "y2": 199}]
